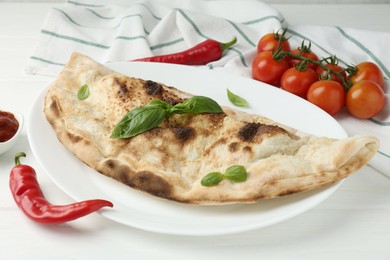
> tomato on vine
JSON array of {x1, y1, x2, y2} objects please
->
[
  {"x1": 316, "y1": 63, "x2": 347, "y2": 85},
  {"x1": 257, "y1": 32, "x2": 291, "y2": 53},
  {"x1": 349, "y1": 62, "x2": 385, "y2": 89},
  {"x1": 307, "y1": 80, "x2": 346, "y2": 115},
  {"x1": 290, "y1": 42, "x2": 319, "y2": 71},
  {"x1": 280, "y1": 63, "x2": 318, "y2": 98},
  {"x1": 346, "y1": 80, "x2": 385, "y2": 119},
  {"x1": 252, "y1": 51, "x2": 290, "y2": 86}
]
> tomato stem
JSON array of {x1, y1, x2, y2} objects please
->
[
  {"x1": 280, "y1": 50, "x2": 352, "y2": 91},
  {"x1": 295, "y1": 59, "x2": 308, "y2": 71},
  {"x1": 272, "y1": 27, "x2": 289, "y2": 62},
  {"x1": 298, "y1": 40, "x2": 312, "y2": 54},
  {"x1": 271, "y1": 35, "x2": 354, "y2": 91},
  {"x1": 345, "y1": 64, "x2": 358, "y2": 77},
  {"x1": 322, "y1": 55, "x2": 339, "y2": 65}
]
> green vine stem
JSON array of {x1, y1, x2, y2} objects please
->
[
  {"x1": 271, "y1": 32, "x2": 356, "y2": 91},
  {"x1": 275, "y1": 50, "x2": 353, "y2": 91}
]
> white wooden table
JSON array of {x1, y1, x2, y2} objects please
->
[{"x1": 1, "y1": 3, "x2": 390, "y2": 259}]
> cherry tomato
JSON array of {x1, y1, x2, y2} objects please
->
[
  {"x1": 307, "y1": 80, "x2": 346, "y2": 115},
  {"x1": 280, "y1": 67, "x2": 318, "y2": 98},
  {"x1": 346, "y1": 80, "x2": 385, "y2": 119},
  {"x1": 257, "y1": 33, "x2": 291, "y2": 54},
  {"x1": 252, "y1": 52, "x2": 290, "y2": 86},
  {"x1": 316, "y1": 64, "x2": 347, "y2": 85},
  {"x1": 349, "y1": 62, "x2": 385, "y2": 89},
  {"x1": 290, "y1": 49, "x2": 319, "y2": 70}
]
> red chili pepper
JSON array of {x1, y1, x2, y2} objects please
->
[
  {"x1": 9, "y1": 152, "x2": 113, "y2": 224},
  {"x1": 133, "y1": 37, "x2": 237, "y2": 65}
]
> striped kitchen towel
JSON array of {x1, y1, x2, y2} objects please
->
[
  {"x1": 26, "y1": 0, "x2": 285, "y2": 77},
  {"x1": 26, "y1": 0, "x2": 389, "y2": 175}
]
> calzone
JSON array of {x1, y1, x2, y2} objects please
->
[{"x1": 44, "y1": 52, "x2": 379, "y2": 205}]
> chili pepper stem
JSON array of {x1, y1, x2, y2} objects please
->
[
  {"x1": 220, "y1": 36, "x2": 237, "y2": 52},
  {"x1": 14, "y1": 152, "x2": 26, "y2": 166}
]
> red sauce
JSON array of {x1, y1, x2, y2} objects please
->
[{"x1": 0, "y1": 111, "x2": 19, "y2": 142}]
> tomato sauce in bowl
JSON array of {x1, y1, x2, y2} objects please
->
[{"x1": 0, "y1": 110, "x2": 20, "y2": 142}]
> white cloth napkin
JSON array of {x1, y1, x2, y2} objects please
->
[{"x1": 26, "y1": 0, "x2": 389, "y2": 175}]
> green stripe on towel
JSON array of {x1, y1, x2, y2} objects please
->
[
  {"x1": 286, "y1": 28, "x2": 350, "y2": 67},
  {"x1": 135, "y1": 3, "x2": 162, "y2": 21},
  {"x1": 230, "y1": 48, "x2": 248, "y2": 67},
  {"x1": 67, "y1": 0, "x2": 105, "y2": 8},
  {"x1": 150, "y1": 38, "x2": 184, "y2": 51},
  {"x1": 68, "y1": 1, "x2": 162, "y2": 21},
  {"x1": 242, "y1": 15, "x2": 285, "y2": 25},
  {"x1": 378, "y1": 150, "x2": 390, "y2": 159},
  {"x1": 226, "y1": 20, "x2": 256, "y2": 47},
  {"x1": 176, "y1": 9, "x2": 247, "y2": 67},
  {"x1": 53, "y1": 8, "x2": 151, "y2": 34},
  {"x1": 41, "y1": 29, "x2": 110, "y2": 49},
  {"x1": 176, "y1": 9, "x2": 208, "y2": 39},
  {"x1": 53, "y1": 8, "x2": 82, "y2": 26},
  {"x1": 115, "y1": 35, "x2": 147, "y2": 41},
  {"x1": 30, "y1": 56, "x2": 66, "y2": 66},
  {"x1": 335, "y1": 26, "x2": 390, "y2": 79},
  {"x1": 86, "y1": 8, "x2": 115, "y2": 19},
  {"x1": 369, "y1": 118, "x2": 390, "y2": 126}
]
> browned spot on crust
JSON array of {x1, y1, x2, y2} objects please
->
[
  {"x1": 113, "y1": 78, "x2": 130, "y2": 99},
  {"x1": 172, "y1": 127, "x2": 195, "y2": 143},
  {"x1": 129, "y1": 171, "x2": 173, "y2": 198},
  {"x1": 204, "y1": 113, "x2": 226, "y2": 126},
  {"x1": 103, "y1": 161, "x2": 135, "y2": 185},
  {"x1": 118, "y1": 80, "x2": 128, "y2": 96},
  {"x1": 105, "y1": 159, "x2": 115, "y2": 169},
  {"x1": 278, "y1": 189, "x2": 300, "y2": 197},
  {"x1": 50, "y1": 99, "x2": 61, "y2": 117},
  {"x1": 243, "y1": 146, "x2": 252, "y2": 153},
  {"x1": 102, "y1": 160, "x2": 173, "y2": 199},
  {"x1": 144, "y1": 80, "x2": 163, "y2": 96},
  {"x1": 238, "y1": 123, "x2": 260, "y2": 142},
  {"x1": 228, "y1": 142, "x2": 239, "y2": 152},
  {"x1": 257, "y1": 124, "x2": 288, "y2": 136},
  {"x1": 162, "y1": 95, "x2": 183, "y2": 106},
  {"x1": 238, "y1": 122, "x2": 288, "y2": 142},
  {"x1": 267, "y1": 180, "x2": 277, "y2": 186},
  {"x1": 67, "y1": 132, "x2": 82, "y2": 143},
  {"x1": 142, "y1": 127, "x2": 163, "y2": 140},
  {"x1": 144, "y1": 80, "x2": 185, "y2": 105}
]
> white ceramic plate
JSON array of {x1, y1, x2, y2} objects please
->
[{"x1": 28, "y1": 62, "x2": 347, "y2": 236}]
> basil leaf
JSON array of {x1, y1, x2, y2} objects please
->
[
  {"x1": 201, "y1": 172, "x2": 224, "y2": 187},
  {"x1": 111, "y1": 96, "x2": 222, "y2": 139},
  {"x1": 171, "y1": 96, "x2": 223, "y2": 114},
  {"x1": 77, "y1": 84, "x2": 90, "y2": 100},
  {"x1": 223, "y1": 165, "x2": 247, "y2": 183},
  {"x1": 227, "y1": 89, "x2": 248, "y2": 107},
  {"x1": 149, "y1": 99, "x2": 172, "y2": 110},
  {"x1": 111, "y1": 103, "x2": 167, "y2": 138}
]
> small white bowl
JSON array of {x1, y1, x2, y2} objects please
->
[{"x1": 0, "y1": 110, "x2": 24, "y2": 156}]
